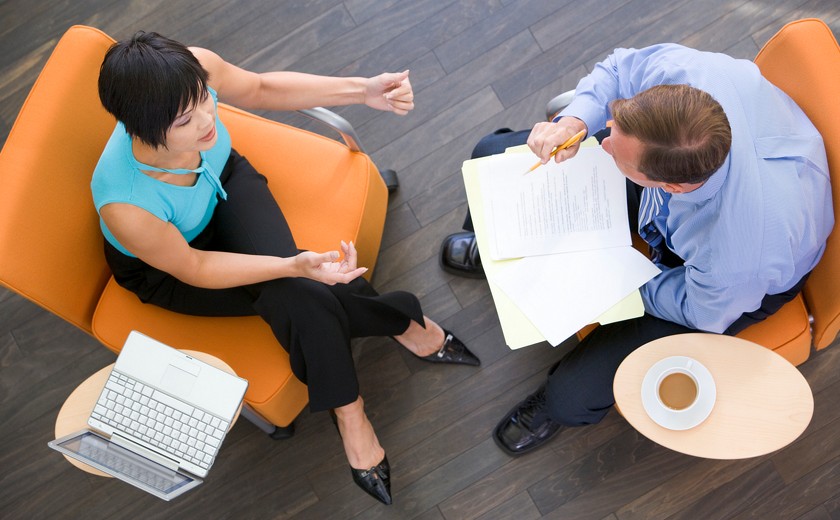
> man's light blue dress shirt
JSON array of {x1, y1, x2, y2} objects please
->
[{"x1": 559, "y1": 44, "x2": 833, "y2": 333}]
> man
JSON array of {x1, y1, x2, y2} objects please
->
[{"x1": 442, "y1": 43, "x2": 833, "y2": 455}]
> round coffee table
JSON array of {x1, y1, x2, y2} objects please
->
[
  {"x1": 613, "y1": 333, "x2": 813, "y2": 459},
  {"x1": 54, "y1": 350, "x2": 239, "y2": 476}
]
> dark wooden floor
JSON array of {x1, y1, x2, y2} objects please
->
[{"x1": 2, "y1": 1, "x2": 840, "y2": 519}]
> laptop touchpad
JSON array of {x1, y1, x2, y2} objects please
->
[{"x1": 161, "y1": 364, "x2": 197, "y2": 395}]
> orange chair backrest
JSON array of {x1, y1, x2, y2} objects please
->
[
  {"x1": 0, "y1": 26, "x2": 116, "y2": 333},
  {"x1": 754, "y1": 19, "x2": 840, "y2": 349},
  {"x1": 217, "y1": 103, "x2": 385, "y2": 266}
]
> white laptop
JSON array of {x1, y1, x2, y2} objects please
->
[{"x1": 49, "y1": 331, "x2": 248, "y2": 501}]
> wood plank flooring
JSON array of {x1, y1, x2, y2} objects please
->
[{"x1": 2, "y1": 1, "x2": 840, "y2": 518}]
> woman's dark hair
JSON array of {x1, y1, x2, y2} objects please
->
[{"x1": 98, "y1": 31, "x2": 208, "y2": 148}]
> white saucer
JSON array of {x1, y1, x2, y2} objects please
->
[{"x1": 641, "y1": 356, "x2": 716, "y2": 430}]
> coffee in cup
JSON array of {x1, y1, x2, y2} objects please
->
[{"x1": 657, "y1": 370, "x2": 698, "y2": 411}]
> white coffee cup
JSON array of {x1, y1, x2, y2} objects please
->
[{"x1": 655, "y1": 359, "x2": 700, "y2": 412}]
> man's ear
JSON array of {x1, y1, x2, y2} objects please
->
[{"x1": 662, "y1": 182, "x2": 703, "y2": 194}]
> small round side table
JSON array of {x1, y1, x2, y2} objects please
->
[{"x1": 613, "y1": 333, "x2": 813, "y2": 459}]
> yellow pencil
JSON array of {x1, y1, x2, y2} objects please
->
[{"x1": 524, "y1": 129, "x2": 587, "y2": 174}]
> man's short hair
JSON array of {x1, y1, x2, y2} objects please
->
[
  {"x1": 610, "y1": 84, "x2": 732, "y2": 184},
  {"x1": 98, "y1": 31, "x2": 208, "y2": 148}
]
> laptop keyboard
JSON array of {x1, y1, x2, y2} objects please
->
[{"x1": 91, "y1": 371, "x2": 230, "y2": 470}]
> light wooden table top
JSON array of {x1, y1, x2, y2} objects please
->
[
  {"x1": 613, "y1": 333, "x2": 813, "y2": 459},
  {"x1": 54, "y1": 350, "x2": 238, "y2": 476}
]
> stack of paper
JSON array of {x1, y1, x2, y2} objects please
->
[{"x1": 462, "y1": 143, "x2": 660, "y2": 349}]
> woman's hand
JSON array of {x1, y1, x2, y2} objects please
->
[
  {"x1": 294, "y1": 241, "x2": 368, "y2": 285},
  {"x1": 364, "y1": 70, "x2": 414, "y2": 115},
  {"x1": 527, "y1": 116, "x2": 588, "y2": 164}
]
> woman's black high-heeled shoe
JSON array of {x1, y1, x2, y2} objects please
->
[
  {"x1": 329, "y1": 410, "x2": 393, "y2": 505},
  {"x1": 350, "y1": 456, "x2": 392, "y2": 505},
  {"x1": 415, "y1": 329, "x2": 480, "y2": 366}
]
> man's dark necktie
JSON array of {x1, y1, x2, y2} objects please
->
[{"x1": 638, "y1": 187, "x2": 671, "y2": 263}]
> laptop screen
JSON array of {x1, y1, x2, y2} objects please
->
[{"x1": 50, "y1": 430, "x2": 201, "y2": 500}]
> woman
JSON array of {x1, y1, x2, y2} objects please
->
[{"x1": 91, "y1": 31, "x2": 479, "y2": 505}]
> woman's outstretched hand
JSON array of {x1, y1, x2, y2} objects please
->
[
  {"x1": 365, "y1": 70, "x2": 414, "y2": 115},
  {"x1": 294, "y1": 241, "x2": 367, "y2": 285}
]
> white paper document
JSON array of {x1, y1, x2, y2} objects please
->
[
  {"x1": 493, "y1": 247, "x2": 661, "y2": 346},
  {"x1": 463, "y1": 142, "x2": 660, "y2": 349},
  {"x1": 480, "y1": 149, "x2": 630, "y2": 260}
]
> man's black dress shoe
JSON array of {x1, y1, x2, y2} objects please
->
[
  {"x1": 440, "y1": 231, "x2": 485, "y2": 278},
  {"x1": 493, "y1": 385, "x2": 562, "y2": 456},
  {"x1": 416, "y1": 330, "x2": 480, "y2": 366},
  {"x1": 351, "y1": 456, "x2": 392, "y2": 505}
]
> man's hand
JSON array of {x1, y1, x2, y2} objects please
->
[
  {"x1": 294, "y1": 241, "x2": 367, "y2": 285},
  {"x1": 365, "y1": 70, "x2": 414, "y2": 115},
  {"x1": 527, "y1": 116, "x2": 588, "y2": 164}
]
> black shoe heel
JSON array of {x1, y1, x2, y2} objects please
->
[
  {"x1": 415, "y1": 330, "x2": 480, "y2": 366},
  {"x1": 329, "y1": 410, "x2": 393, "y2": 505},
  {"x1": 350, "y1": 456, "x2": 392, "y2": 505}
]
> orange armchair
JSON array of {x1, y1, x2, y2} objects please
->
[
  {"x1": 554, "y1": 18, "x2": 840, "y2": 365},
  {"x1": 746, "y1": 18, "x2": 840, "y2": 362},
  {"x1": 0, "y1": 25, "x2": 392, "y2": 435}
]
